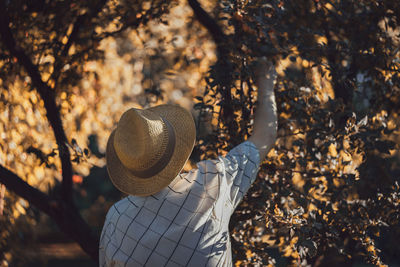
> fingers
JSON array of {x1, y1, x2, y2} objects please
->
[{"x1": 254, "y1": 59, "x2": 277, "y2": 81}]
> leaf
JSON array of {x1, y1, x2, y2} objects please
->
[
  {"x1": 290, "y1": 228, "x2": 295, "y2": 238},
  {"x1": 164, "y1": 70, "x2": 177, "y2": 76},
  {"x1": 291, "y1": 206, "x2": 304, "y2": 216},
  {"x1": 357, "y1": 115, "x2": 368, "y2": 126},
  {"x1": 299, "y1": 239, "x2": 317, "y2": 257}
]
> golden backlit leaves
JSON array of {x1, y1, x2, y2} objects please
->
[
  {"x1": 0, "y1": 0, "x2": 215, "y2": 226},
  {"x1": 253, "y1": 51, "x2": 398, "y2": 265},
  {"x1": 0, "y1": 2, "x2": 215, "y2": 264},
  {"x1": 328, "y1": 143, "x2": 337, "y2": 157}
]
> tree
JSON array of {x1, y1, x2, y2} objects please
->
[
  {"x1": 0, "y1": 0, "x2": 177, "y2": 263},
  {"x1": 1, "y1": 0, "x2": 399, "y2": 266}
]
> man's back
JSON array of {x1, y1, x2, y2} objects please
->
[{"x1": 99, "y1": 141, "x2": 260, "y2": 267}]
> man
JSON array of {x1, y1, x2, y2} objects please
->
[{"x1": 99, "y1": 60, "x2": 278, "y2": 266}]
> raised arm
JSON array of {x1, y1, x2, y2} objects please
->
[{"x1": 248, "y1": 60, "x2": 278, "y2": 160}]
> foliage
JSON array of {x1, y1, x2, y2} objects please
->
[
  {"x1": 1, "y1": 0, "x2": 400, "y2": 266},
  {"x1": 192, "y1": 0, "x2": 400, "y2": 265},
  {"x1": 0, "y1": 0, "x2": 217, "y2": 264},
  {"x1": 0, "y1": 0, "x2": 180, "y2": 264}
]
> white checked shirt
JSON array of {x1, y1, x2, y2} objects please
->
[{"x1": 99, "y1": 141, "x2": 260, "y2": 267}]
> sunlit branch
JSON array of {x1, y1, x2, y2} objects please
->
[{"x1": 0, "y1": 0, "x2": 73, "y2": 203}]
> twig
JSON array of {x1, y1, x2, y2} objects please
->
[{"x1": 0, "y1": 183, "x2": 5, "y2": 215}]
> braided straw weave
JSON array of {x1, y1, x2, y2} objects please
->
[{"x1": 106, "y1": 104, "x2": 196, "y2": 196}]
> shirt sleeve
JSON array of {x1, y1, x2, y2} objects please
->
[{"x1": 220, "y1": 140, "x2": 261, "y2": 209}]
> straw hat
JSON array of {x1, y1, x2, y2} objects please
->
[{"x1": 106, "y1": 104, "x2": 196, "y2": 196}]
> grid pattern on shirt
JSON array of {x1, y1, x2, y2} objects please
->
[{"x1": 99, "y1": 141, "x2": 260, "y2": 267}]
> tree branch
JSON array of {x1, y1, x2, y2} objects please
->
[
  {"x1": 50, "y1": 15, "x2": 86, "y2": 85},
  {"x1": 0, "y1": 0, "x2": 73, "y2": 203},
  {"x1": 0, "y1": 165, "x2": 54, "y2": 216},
  {"x1": 51, "y1": 0, "x2": 108, "y2": 86},
  {"x1": 0, "y1": 165, "x2": 100, "y2": 261},
  {"x1": 188, "y1": 0, "x2": 228, "y2": 59}
]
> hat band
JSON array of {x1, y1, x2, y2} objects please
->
[{"x1": 129, "y1": 118, "x2": 176, "y2": 179}]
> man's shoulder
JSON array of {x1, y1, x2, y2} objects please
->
[{"x1": 105, "y1": 196, "x2": 139, "y2": 221}]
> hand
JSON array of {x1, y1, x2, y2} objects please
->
[
  {"x1": 253, "y1": 57, "x2": 277, "y2": 97},
  {"x1": 254, "y1": 57, "x2": 277, "y2": 82}
]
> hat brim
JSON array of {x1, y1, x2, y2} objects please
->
[{"x1": 106, "y1": 104, "x2": 196, "y2": 196}]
